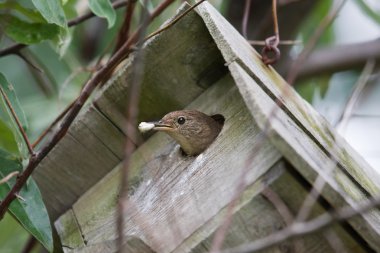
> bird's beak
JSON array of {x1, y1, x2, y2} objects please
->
[{"x1": 153, "y1": 120, "x2": 174, "y2": 131}]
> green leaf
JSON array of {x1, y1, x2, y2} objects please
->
[
  {"x1": 89, "y1": 0, "x2": 116, "y2": 28},
  {"x1": 31, "y1": 0, "x2": 67, "y2": 28},
  {"x1": 0, "y1": 14, "x2": 60, "y2": 45},
  {"x1": 0, "y1": 120, "x2": 18, "y2": 155},
  {"x1": 0, "y1": 149, "x2": 53, "y2": 252},
  {"x1": 61, "y1": 0, "x2": 79, "y2": 20},
  {"x1": 0, "y1": 2, "x2": 45, "y2": 23},
  {"x1": 0, "y1": 73, "x2": 29, "y2": 157}
]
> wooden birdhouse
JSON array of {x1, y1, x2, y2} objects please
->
[{"x1": 33, "y1": 2, "x2": 380, "y2": 252}]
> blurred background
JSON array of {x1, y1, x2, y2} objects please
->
[{"x1": 0, "y1": 0, "x2": 379, "y2": 252}]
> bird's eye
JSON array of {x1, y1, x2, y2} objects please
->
[{"x1": 177, "y1": 116, "x2": 186, "y2": 125}]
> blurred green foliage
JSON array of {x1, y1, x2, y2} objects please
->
[{"x1": 0, "y1": 213, "x2": 42, "y2": 253}]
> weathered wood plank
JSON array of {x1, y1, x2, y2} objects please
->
[
  {"x1": 55, "y1": 74, "x2": 283, "y2": 252},
  {"x1": 34, "y1": 106, "x2": 124, "y2": 220},
  {"x1": 71, "y1": 106, "x2": 125, "y2": 160},
  {"x1": 229, "y1": 61, "x2": 380, "y2": 250},
  {"x1": 55, "y1": 209, "x2": 85, "y2": 250},
  {"x1": 60, "y1": 237, "x2": 154, "y2": 253},
  {"x1": 174, "y1": 161, "x2": 286, "y2": 253}
]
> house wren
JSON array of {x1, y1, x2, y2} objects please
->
[{"x1": 139, "y1": 110, "x2": 224, "y2": 156}]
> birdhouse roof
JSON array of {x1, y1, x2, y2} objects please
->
[{"x1": 34, "y1": 2, "x2": 380, "y2": 252}]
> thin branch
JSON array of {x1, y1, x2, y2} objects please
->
[
  {"x1": 21, "y1": 50, "x2": 56, "y2": 97},
  {"x1": 271, "y1": 0, "x2": 348, "y2": 227},
  {"x1": 296, "y1": 38, "x2": 380, "y2": 79},
  {"x1": 262, "y1": 187, "x2": 304, "y2": 253},
  {"x1": 221, "y1": 193, "x2": 380, "y2": 253},
  {"x1": 15, "y1": 193, "x2": 25, "y2": 201},
  {"x1": 336, "y1": 59, "x2": 375, "y2": 132},
  {"x1": 32, "y1": 99, "x2": 76, "y2": 148},
  {"x1": 116, "y1": 0, "x2": 151, "y2": 251},
  {"x1": 113, "y1": 0, "x2": 137, "y2": 53},
  {"x1": 143, "y1": 0, "x2": 207, "y2": 43},
  {"x1": 291, "y1": 57, "x2": 373, "y2": 235},
  {"x1": 272, "y1": 0, "x2": 279, "y2": 37},
  {"x1": 286, "y1": 0, "x2": 347, "y2": 85},
  {"x1": 0, "y1": 86, "x2": 34, "y2": 155},
  {"x1": 294, "y1": 153, "x2": 337, "y2": 222},
  {"x1": 0, "y1": 171, "x2": 19, "y2": 185},
  {"x1": 249, "y1": 39, "x2": 301, "y2": 46},
  {"x1": 0, "y1": 43, "x2": 25, "y2": 58},
  {"x1": 16, "y1": 52, "x2": 43, "y2": 73},
  {"x1": 262, "y1": 187, "x2": 294, "y2": 225},
  {"x1": 0, "y1": 0, "x2": 129, "y2": 57},
  {"x1": 323, "y1": 229, "x2": 348, "y2": 253},
  {"x1": 0, "y1": 0, "x2": 177, "y2": 219},
  {"x1": 20, "y1": 236, "x2": 37, "y2": 253},
  {"x1": 242, "y1": 0, "x2": 252, "y2": 38}
]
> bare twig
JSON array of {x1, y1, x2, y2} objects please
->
[
  {"x1": 0, "y1": 86, "x2": 34, "y2": 155},
  {"x1": 250, "y1": 40, "x2": 301, "y2": 46},
  {"x1": 262, "y1": 187, "x2": 294, "y2": 225},
  {"x1": 22, "y1": 50, "x2": 55, "y2": 98},
  {"x1": 0, "y1": 44, "x2": 25, "y2": 58},
  {"x1": 296, "y1": 38, "x2": 380, "y2": 79},
  {"x1": 221, "y1": 193, "x2": 380, "y2": 253},
  {"x1": 272, "y1": 0, "x2": 279, "y2": 37},
  {"x1": 286, "y1": 0, "x2": 347, "y2": 85},
  {"x1": 16, "y1": 52, "x2": 43, "y2": 73},
  {"x1": 295, "y1": 60, "x2": 375, "y2": 224},
  {"x1": 336, "y1": 59, "x2": 375, "y2": 132},
  {"x1": 278, "y1": 0, "x2": 302, "y2": 5},
  {"x1": 143, "y1": 0, "x2": 207, "y2": 43},
  {"x1": 58, "y1": 67, "x2": 95, "y2": 102},
  {"x1": 323, "y1": 229, "x2": 348, "y2": 253},
  {"x1": 0, "y1": 0, "x2": 130, "y2": 57},
  {"x1": 262, "y1": 187, "x2": 304, "y2": 253},
  {"x1": 15, "y1": 193, "x2": 25, "y2": 201},
  {"x1": 294, "y1": 154, "x2": 337, "y2": 222},
  {"x1": 114, "y1": 0, "x2": 137, "y2": 53},
  {"x1": 242, "y1": 0, "x2": 252, "y2": 38},
  {"x1": 0, "y1": 171, "x2": 19, "y2": 185},
  {"x1": 20, "y1": 236, "x2": 37, "y2": 253},
  {"x1": 32, "y1": 99, "x2": 76, "y2": 148},
  {"x1": 116, "y1": 0, "x2": 151, "y2": 251}
]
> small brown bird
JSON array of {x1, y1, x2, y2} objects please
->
[{"x1": 139, "y1": 110, "x2": 224, "y2": 156}]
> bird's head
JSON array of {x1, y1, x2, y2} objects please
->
[{"x1": 140, "y1": 110, "x2": 224, "y2": 156}]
